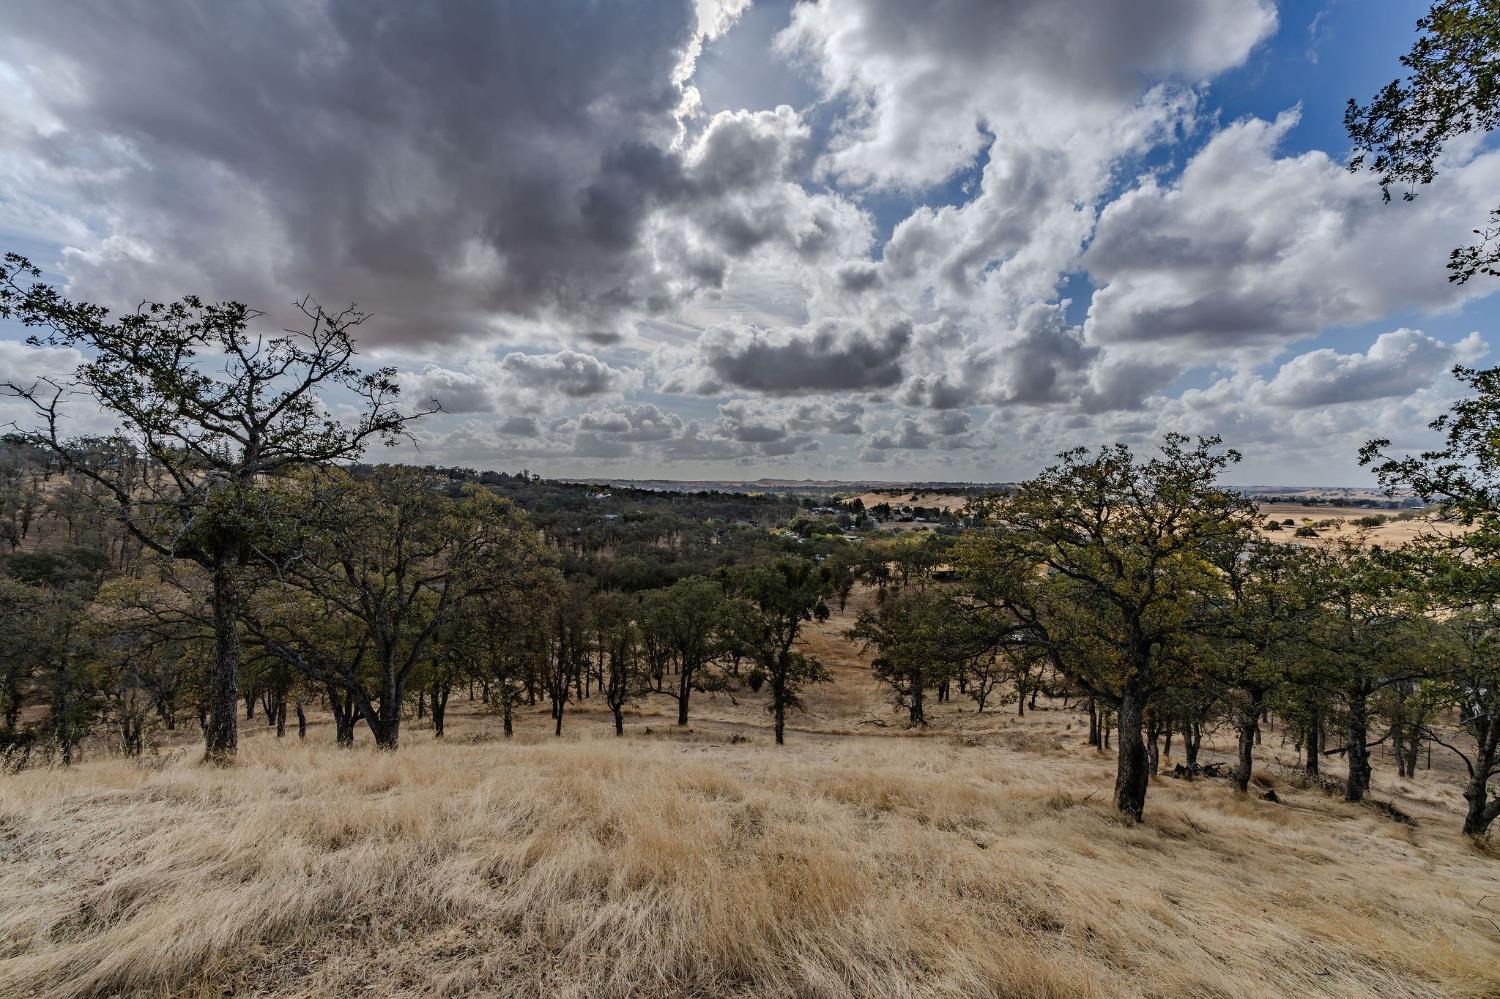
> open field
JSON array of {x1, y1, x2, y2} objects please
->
[
  {"x1": 3, "y1": 706, "x2": 1497, "y2": 999},
  {"x1": 1253, "y1": 503, "x2": 1463, "y2": 548},
  {"x1": 3, "y1": 588, "x2": 1498, "y2": 999},
  {"x1": 853, "y1": 491, "x2": 975, "y2": 513}
]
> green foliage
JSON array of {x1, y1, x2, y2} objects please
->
[
  {"x1": 961, "y1": 435, "x2": 1254, "y2": 701},
  {"x1": 847, "y1": 588, "x2": 989, "y2": 725},
  {"x1": 3, "y1": 546, "x2": 107, "y2": 588},
  {"x1": 244, "y1": 466, "x2": 548, "y2": 748},
  {"x1": 1347, "y1": 0, "x2": 1500, "y2": 282},
  {"x1": 958, "y1": 434, "x2": 1255, "y2": 818},
  {"x1": 731, "y1": 558, "x2": 834, "y2": 744},
  {"x1": 1361, "y1": 369, "x2": 1500, "y2": 828}
]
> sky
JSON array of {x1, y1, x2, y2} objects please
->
[{"x1": 1, "y1": 0, "x2": 1496, "y2": 485}]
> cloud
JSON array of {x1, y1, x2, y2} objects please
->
[
  {"x1": 496, "y1": 415, "x2": 543, "y2": 437},
  {"x1": 1084, "y1": 111, "x2": 1500, "y2": 358},
  {"x1": 761, "y1": 0, "x2": 1277, "y2": 442},
  {"x1": 779, "y1": 0, "x2": 1275, "y2": 190},
  {"x1": 0, "y1": 339, "x2": 86, "y2": 384},
  {"x1": 784, "y1": 399, "x2": 866, "y2": 435},
  {"x1": 693, "y1": 320, "x2": 911, "y2": 394},
  {"x1": 499, "y1": 350, "x2": 631, "y2": 398},
  {"x1": 1263, "y1": 329, "x2": 1485, "y2": 408},
  {"x1": 578, "y1": 403, "x2": 684, "y2": 442},
  {"x1": 398, "y1": 349, "x2": 631, "y2": 416},
  {"x1": 0, "y1": 0, "x2": 828, "y2": 348},
  {"x1": 5, "y1": 0, "x2": 1498, "y2": 484},
  {"x1": 0, "y1": 339, "x2": 111, "y2": 437},
  {"x1": 397, "y1": 366, "x2": 496, "y2": 415},
  {"x1": 1022, "y1": 329, "x2": 1492, "y2": 480},
  {"x1": 898, "y1": 304, "x2": 1097, "y2": 411},
  {"x1": 858, "y1": 410, "x2": 977, "y2": 460}
]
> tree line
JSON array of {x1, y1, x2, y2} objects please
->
[{"x1": 846, "y1": 430, "x2": 1500, "y2": 837}]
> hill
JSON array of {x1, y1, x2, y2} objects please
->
[{"x1": 2, "y1": 588, "x2": 1497, "y2": 999}]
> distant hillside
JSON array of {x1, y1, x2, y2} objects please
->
[
  {"x1": 555, "y1": 477, "x2": 1014, "y2": 496},
  {"x1": 552, "y1": 476, "x2": 1422, "y2": 508}
]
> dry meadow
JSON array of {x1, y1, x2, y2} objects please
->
[{"x1": 1, "y1": 589, "x2": 1497, "y2": 999}]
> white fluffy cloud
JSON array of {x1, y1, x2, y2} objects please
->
[
  {"x1": 779, "y1": 0, "x2": 1275, "y2": 190},
  {"x1": 1086, "y1": 111, "x2": 1500, "y2": 358},
  {"x1": 1263, "y1": 329, "x2": 1486, "y2": 408}
]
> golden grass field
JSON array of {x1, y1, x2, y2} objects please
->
[
  {"x1": 853, "y1": 491, "x2": 973, "y2": 513},
  {"x1": 2, "y1": 588, "x2": 1498, "y2": 999},
  {"x1": 1253, "y1": 503, "x2": 1464, "y2": 548}
]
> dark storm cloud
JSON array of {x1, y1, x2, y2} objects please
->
[
  {"x1": 700, "y1": 321, "x2": 911, "y2": 394},
  {"x1": 0, "y1": 0, "x2": 728, "y2": 344}
]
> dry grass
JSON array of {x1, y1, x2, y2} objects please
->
[
  {"x1": 1253, "y1": 503, "x2": 1464, "y2": 549},
  {"x1": 853, "y1": 491, "x2": 974, "y2": 513},
  {"x1": 3, "y1": 716, "x2": 1499, "y2": 999},
  {"x1": 3, "y1": 586, "x2": 1496, "y2": 998}
]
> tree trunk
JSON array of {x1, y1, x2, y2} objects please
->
[
  {"x1": 205, "y1": 562, "x2": 241, "y2": 762},
  {"x1": 431, "y1": 683, "x2": 449, "y2": 738},
  {"x1": 677, "y1": 667, "x2": 691, "y2": 726},
  {"x1": 371, "y1": 671, "x2": 402, "y2": 751},
  {"x1": 909, "y1": 668, "x2": 925, "y2": 726},
  {"x1": 1185, "y1": 722, "x2": 1202, "y2": 767},
  {"x1": 614, "y1": 705, "x2": 624, "y2": 736},
  {"x1": 1401, "y1": 726, "x2": 1420, "y2": 779},
  {"x1": 330, "y1": 686, "x2": 358, "y2": 747},
  {"x1": 1305, "y1": 708, "x2": 1320, "y2": 775},
  {"x1": 1114, "y1": 683, "x2": 1149, "y2": 821},
  {"x1": 1462, "y1": 771, "x2": 1500, "y2": 836},
  {"x1": 1146, "y1": 715, "x2": 1163, "y2": 776},
  {"x1": 1233, "y1": 688, "x2": 1264, "y2": 794},
  {"x1": 773, "y1": 654, "x2": 787, "y2": 746},
  {"x1": 1345, "y1": 689, "x2": 1371, "y2": 803},
  {"x1": 295, "y1": 701, "x2": 306, "y2": 740},
  {"x1": 1087, "y1": 698, "x2": 1100, "y2": 747},
  {"x1": 1460, "y1": 716, "x2": 1499, "y2": 835},
  {"x1": 371, "y1": 710, "x2": 401, "y2": 749},
  {"x1": 275, "y1": 697, "x2": 287, "y2": 738}
]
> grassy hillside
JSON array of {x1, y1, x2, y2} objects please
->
[{"x1": 3, "y1": 677, "x2": 1498, "y2": 997}]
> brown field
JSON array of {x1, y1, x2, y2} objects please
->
[
  {"x1": 847, "y1": 495, "x2": 1455, "y2": 548},
  {"x1": 1253, "y1": 503, "x2": 1463, "y2": 548},
  {"x1": 853, "y1": 491, "x2": 975, "y2": 513},
  {"x1": 2, "y1": 587, "x2": 1498, "y2": 998}
]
